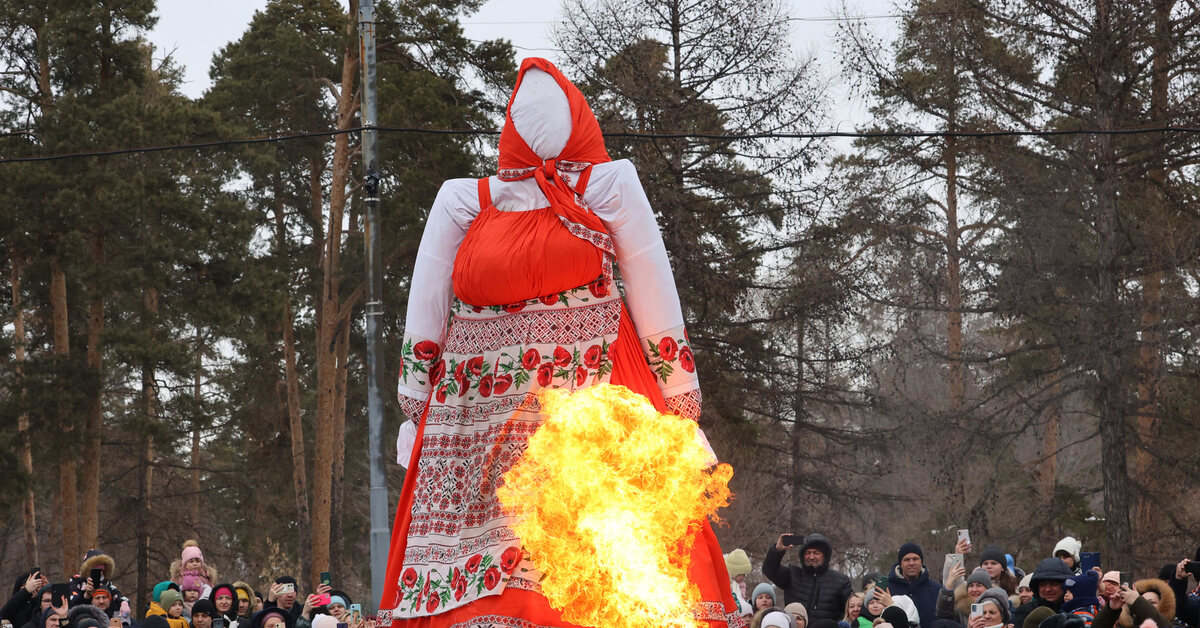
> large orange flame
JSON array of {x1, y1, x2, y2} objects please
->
[{"x1": 497, "y1": 384, "x2": 733, "y2": 628}]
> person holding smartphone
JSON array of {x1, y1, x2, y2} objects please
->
[
  {"x1": 763, "y1": 533, "x2": 854, "y2": 623},
  {"x1": 1092, "y1": 581, "x2": 1171, "y2": 628},
  {"x1": 1012, "y1": 558, "x2": 1074, "y2": 628}
]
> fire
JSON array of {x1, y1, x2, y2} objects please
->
[{"x1": 497, "y1": 383, "x2": 733, "y2": 628}]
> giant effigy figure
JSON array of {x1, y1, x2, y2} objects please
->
[{"x1": 380, "y1": 57, "x2": 742, "y2": 628}]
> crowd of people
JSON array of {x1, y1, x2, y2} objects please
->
[
  {"x1": 1, "y1": 543, "x2": 373, "y2": 628},
  {"x1": 725, "y1": 534, "x2": 1200, "y2": 628},
  {"x1": 6, "y1": 535, "x2": 1199, "y2": 628}
]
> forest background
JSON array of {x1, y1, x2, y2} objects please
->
[{"x1": 2, "y1": 0, "x2": 1200, "y2": 614}]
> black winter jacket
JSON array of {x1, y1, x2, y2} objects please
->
[{"x1": 763, "y1": 533, "x2": 854, "y2": 622}]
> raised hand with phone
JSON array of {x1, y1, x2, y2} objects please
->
[{"x1": 763, "y1": 532, "x2": 854, "y2": 623}]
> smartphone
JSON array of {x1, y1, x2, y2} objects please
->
[
  {"x1": 1186, "y1": 561, "x2": 1200, "y2": 578},
  {"x1": 313, "y1": 594, "x2": 331, "y2": 606},
  {"x1": 320, "y1": 572, "x2": 332, "y2": 587},
  {"x1": 957, "y1": 529, "x2": 971, "y2": 547},
  {"x1": 781, "y1": 534, "x2": 802, "y2": 547},
  {"x1": 1080, "y1": 552, "x2": 1101, "y2": 572},
  {"x1": 946, "y1": 553, "x2": 964, "y2": 570},
  {"x1": 279, "y1": 583, "x2": 295, "y2": 594},
  {"x1": 1119, "y1": 571, "x2": 1130, "y2": 585},
  {"x1": 970, "y1": 604, "x2": 983, "y2": 618},
  {"x1": 875, "y1": 575, "x2": 890, "y2": 590},
  {"x1": 350, "y1": 604, "x2": 362, "y2": 624},
  {"x1": 52, "y1": 583, "x2": 70, "y2": 606},
  {"x1": 337, "y1": 624, "x2": 348, "y2": 628},
  {"x1": 91, "y1": 568, "x2": 104, "y2": 584},
  {"x1": 213, "y1": 620, "x2": 225, "y2": 628}
]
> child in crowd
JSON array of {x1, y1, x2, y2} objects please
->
[
  {"x1": 171, "y1": 542, "x2": 217, "y2": 598},
  {"x1": 160, "y1": 590, "x2": 190, "y2": 628}
]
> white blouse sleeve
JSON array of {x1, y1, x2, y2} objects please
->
[
  {"x1": 396, "y1": 179, "x2": 479, "y2": 420},
  {"x1": 584, "y1": 160, "x2": 704, "y2": 427}
]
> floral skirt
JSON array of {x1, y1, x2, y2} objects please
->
[{"x1": 380, "y1": 277, "x2": 745, "y2": 628}]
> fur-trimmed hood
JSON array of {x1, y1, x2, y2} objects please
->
[
  {"x1": 1117, "y1": 579, "x2": 1175, "y2": 628},
  {"x1": 79, "y1": 550, "x2": 115, "y2": 579},
  {"x1": 232, "y1": 581, "x2": 258, "y2": 618}
]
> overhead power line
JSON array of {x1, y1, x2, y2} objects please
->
[{"x1": 1, "y1": 124, "x2": 1198, "y2": 164}]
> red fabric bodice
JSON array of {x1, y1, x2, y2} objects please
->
[{"x1": 452, "y1": 179, "x2": 603, "y2": 306}]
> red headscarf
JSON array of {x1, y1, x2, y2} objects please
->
[{"x1": 497, "y1": 58, "x2": 612, "y2": 242}]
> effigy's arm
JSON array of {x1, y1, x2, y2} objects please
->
[
  {"x1": 585, "y1": 160, "x2": 703, "y2": 422},
  {"x1": 396, "y1": 179, "x2": 477, "y2": 421}
]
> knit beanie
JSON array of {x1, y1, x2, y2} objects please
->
[
  {"x1": 91, "y1": 587, "x2": 112, "y2": 602},
  {"x1": 160, "y1": 590, "x2": 183, "y2": 610},
  {"x1": 752, "y1": 582, "x2": 777, "y2": 607},
  {"x1": 153, "y1": 582, "x2": 179, "y2": 604},
  {"x1": 897, "y1": 542, "x2": 924, "y2": 564},
  {"x1": 1022, "y1": 606, "x2": 1055, "y2": 628},
  {"x1": 976, "y1": 588, "x2": 1011, "y2": 624},
  {"x1": 784, "y1": 602, "x2": 808, "y2": 624},
  {"x1": 881, "y1": 607, "x2": 910, "y2": 628},
  {"x1": 182, "y1": 544, "x2": 204, "y2": 565},
  {"x1": 311, "y1": 615, "x2": 337, "y2": 628},
  {"x1": 1019, "y1": 573, "x2": 1033, "y2": 590},
  {"x1": 191, "y1": 600, "x2": 217, "y2": 618},
  {"x1": 329, "y1": 596, "x2": 348, "y2": 609},
  {"x1": 180, "y1": 576, "x2": 203, "y2": 593},
  {"x1": 762, "y1": 611, "x2": 794, "y2": 628},
  {"x1": 980, "y1": 545, "x2": 1006, "y2": 567},
  {"x1": 1063, "y1": 571, "x2": 1098, "y2": 600},
  {"x1": 1053, "y1": 537, "x2": 1081, "y2": 564},
  {"x1": 1100, "y1": 571, "x2": 1121, "y2": 585},
  {"x1": 966, "y1": 568, "x2": 994, "y2": 589},
  {"x1": 726, "y1": 549, "x2": 752, "y2": 578}
]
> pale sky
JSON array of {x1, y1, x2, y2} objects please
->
[{"x1": 147, "y1": 0, "x2": 897, "y2": 128}]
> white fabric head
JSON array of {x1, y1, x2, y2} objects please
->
[
  {"x1": 510, "y1": 68, "x2": 571, "y2": 160},
  {"x1": 761, "y1": 611, "x2": 794, "y2": 628}
]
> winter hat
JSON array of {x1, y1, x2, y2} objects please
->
[
  {"x1": 153, "y1": 581, "x2": 180, "y2": 603},
  {"x1": 1063, "y1": 571, "x2": 1099, "y2": 601},
  {"x1": 143, "y1": 618, "x2": 170, "y2": 628},
  {"x1": 67, "y1": 605, "x2": 109, "y2": 628},
  {"x1": 753, "y1": 582, "x2": 778, "y2": 606},
  {"x1": 784, "y1": 602, "x2": 808, "y2": 624},
  {"x1": 181, "y1": 543, "x2": 204, "y2": 565},
  {"x1": 190, "y1": 600, "x2": 217, "y2": 618},
  {"x1": 180, "y1": 576, "x2": 203, "y2": 593},
  {"x1": 1100, "y1": 571, "x2": 1121, "y2": 585},
  {"x1": 966, "y1": 568, "x2": 994, "y2": 589},
  {"x1": 41, "y1": 608, "x2": 60, "y2": 628},
  {"x1": 881, "y1": 607, "x2": 911, "y2": 628},
  {"x1": 328, "y1": 596, "x2": 348, "y2": 609},
  {"x1": 160, "y1": 590, "x2": 183, "y2": 610},
  {"x1": 1019, "y1": 574, "x2": 1033, "y2": 591},
  {"x1": 897, "y1": 542, "x2": 924, "y2": 564},
  {"x1": 890, "y1": 596, "x2": 920, "y2": 627},
  {"x1": 1053, "y1": 537, "x2": 1081, "y2": 564},
  {"x1": 311, "y1": 615, "x2": 337, "y2": 628},
  {"x1": 976, "y1": 588, "x2": 1011, "y2": 624},
  {"x1": 762, "y1": 611, "x2": 795, "y2": 628},
  {"x1": 91, "y1": 587, "x2": 112, "y2": 602},
  {"x1": 250, "y1": 609, "x2": 291, "y2": 628},
  {"x1": 726, "y1": 549, "x2": 752, "y2": 578},
  {"x1": 980, "y1": 545, "x2": 1006, "y2": 567},
  {"x1": 800, "y1": 534, "x2": 834, "y2": 563},
  {"x1": 1022, "y1": 606, "x2": 1055, "y2": 628},
  {"x1": 1029, "y1": 557, "x2": 1074, "y2": 591}
]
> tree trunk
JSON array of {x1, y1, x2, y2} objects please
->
[
  {"x1": 51, "y1": 258, "x2": 80, "y2": 569},
  {"x1": 137, "y1": 286, "x2": 160, "y2": 615},
  {"x1": 311, "y1": 4, "x2": 360, "y2": 586},
  {"x1": 945, "y1": 134, "x2": 963, "y2": 420},
  {"x1": 1038, "y1": 366, "x2": 1062, "y2": 506},
  {"x1": 1133, "y1": 0, "x2": 1171, "y2": 562},
  {"x1": 192, "y1": 329, "x2": 203, "y2": 537},
  {"x1": 277, "y1": 192, "x2": 313, "y2": 582},
  {"x1": 11, "y1": 255, "x2": 39, "y2": 565},
  {"x1": 330, "y1": 320, "x2": 350, "y2": 582},
  {"x1": 81, "y1": 235, "x2": 105, "y2": 552},
  {"x1": 789, "y1": 316, "x2": 806, "y2": 532},
  {"x1": 1093, "y1": 0, "x2": 1133, "y2": 570}
]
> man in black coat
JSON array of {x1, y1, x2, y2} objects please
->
[
  {"x1": 763, "y1": 533, "x2": 853, "y2": 622},
  {"x1": 1012, "y1": 557, "x2": 1075, "y2": 628}
]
